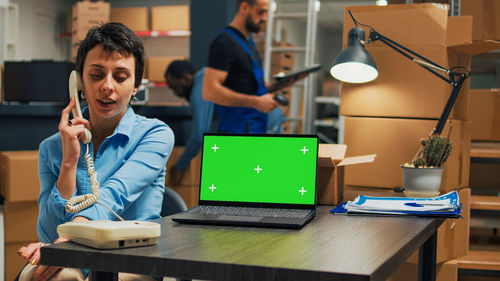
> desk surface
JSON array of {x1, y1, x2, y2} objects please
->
[{"x1": 41, "y1": 206, "x2": 443, "y2": 281}]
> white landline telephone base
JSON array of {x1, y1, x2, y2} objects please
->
[{"x1": 57, "y1": 220, "x2": 161, "y2": 249}]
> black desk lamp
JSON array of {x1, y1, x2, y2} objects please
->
[{"x1": 331, "y1": 10, "x2": 470, "y2": 135}]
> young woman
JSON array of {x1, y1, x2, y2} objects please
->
[{"x1": 16, "y1": 22, "x2": 174, "y2": 281}]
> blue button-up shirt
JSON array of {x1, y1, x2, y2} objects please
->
[
  {"x1": 37, "y1": 106, "x2": 174, "y2": 243},
  {"x1": 175, "y1": 68, "x2": 215, "y2": 171}
]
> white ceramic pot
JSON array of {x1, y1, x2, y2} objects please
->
[{"x1": 401, "y1": 166, "x2": 444, "y2": 197}]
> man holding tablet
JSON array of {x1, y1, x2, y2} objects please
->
[{"x1": 202, "y1": 0, "x2": 284, "y2": 133}]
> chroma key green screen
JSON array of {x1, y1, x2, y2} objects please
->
[{"x1": 199, "y1": 135, "x2": 318, "y2": 205}]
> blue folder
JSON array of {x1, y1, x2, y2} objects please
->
[{"x1": 331, "y1": 191, "x2": 463, "y2": 218}]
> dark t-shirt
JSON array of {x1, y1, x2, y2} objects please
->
[{"x1": 207, "y1": 26, "x2": 260, "y2": 95}]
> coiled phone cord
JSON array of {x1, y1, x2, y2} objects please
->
[{"x1": 64, "y1": 143, "x2": 124, "y2": 221}]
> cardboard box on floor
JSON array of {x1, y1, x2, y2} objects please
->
[
  {"x1": 317, "y1": 144, "x2": 375, "y2": 205},
  {"x1": 111, "y1": 7, "x2": 149, "y2": 32},
  {"x1": 387, "y1": 259, "x2": 457, "y2": 281},
  {"x1": 340, "y1": 5, "x2": 500, "y2": 120},
  {"x1": 166, "y1": 146, "x2": 201, "y2": 187},
  {"x1": 151, "y1": 5, "x2": 190, "y2": 31},
  {"x1": 0, "y1": 151, "x2": 39, "y2": 202},
  {"x1": 4, "y1": 201, "x2": 39, "y2": 243},
  {"x1": 461, "y1": 0, "x2": 500, "y2": 41},
  {"x1": 406, "y1": 188, "x2": 471, "y2": 264},
  {"x1": 343, "y1": 117, "x2": 470, "y2": 193},
  {"x1": 166, "y1": 146, "x2": 201, "y2": 208},
  {"x1": 469, "y1": 89, "x2": 500, "y2": 141}
]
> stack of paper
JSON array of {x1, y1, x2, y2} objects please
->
[{"x1": 331, "y1": 191, "x2": 462, "y2": 217}]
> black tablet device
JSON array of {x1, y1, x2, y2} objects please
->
[{"x1": 272, "y1": 64, "x2": 322, "y2": 82}]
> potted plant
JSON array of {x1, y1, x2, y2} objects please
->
[{"x1": 401, "y1": 127, "x2": 452, "y2": 197}]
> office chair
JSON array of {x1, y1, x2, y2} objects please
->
[
  {"x1": 161, "y1": 186, "x2": 188, "y2": 217},
  {"x1": 160, "y1": 187, "x2": 191, "y2": 281}
]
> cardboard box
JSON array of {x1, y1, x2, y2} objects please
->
[
  {"x1": 170, "y1": 185, "x2": 199, "y2": 209},
  {"x1": 72, "y1": 0, "x2": 110, "y2": 20},
  {"x1": 343, "y1": 117, "x2": 470, "y2": 193},
  {"x1": 271, "y1": 52, "x2": 295, "y2": 69},
  {"x1": 0, "y1": 151, "x2": 39, "y2": 202},
  {"x1": 151, "y1": 5, "x2": 190, "y2": 31},
  {"x1": 147, "y1": 56, "x2": 185, "y2": 82},
  {"x1": 4, "y1": 201, "x2": 39, "y2": 242},
  {"x1": 343, "y1": 4, "x2": 452, "y2": 48},
  {"x1": 387, "y1": 259, "x2": 457, "y2": 281},
  {"x1": 461, "y1": 0, "x2": 500, "y2": 41},
  {"x1": 165, "y1": 146, "x2": 202, "y2": 208},
  {"x1": 72, "y1": 0, "x2": 110, "y2": 44},
  {"x1": 166, "y1": 146, "x2": 201, "y2": 187},
  {"x1": 339, "y1": 5, "x2": 485, "y2": 120},
  {"x1": 340, "y1": 45, "x2": 471, "y2": 120},
  {"x1": 6, "y1": 241, "x2": 37, "y2": 281},
  {"x1": 271, "y1": 65, "x2": 292, "y2": 76},
  {"x1": 469, "y1": 89, "x2": 500, "y2": 141},
  {"x1": 317, "y1": 144, "x2": 375, "y2": 205},
  {"x1": 111, "y1": 7, "x2": 149, "y2": 32},
  {"x1": 406, "y1": 188, "x2": 470, "y2": 264}
]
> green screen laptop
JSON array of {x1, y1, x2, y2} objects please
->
[{"x1": 171, "y1": 133, "x2": 318, "y2": 229}]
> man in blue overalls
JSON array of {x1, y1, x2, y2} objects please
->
[{"x1": 202, "y1": 0, "x2": 284, "y2": 133}]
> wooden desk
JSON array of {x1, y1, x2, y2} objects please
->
[{"x1": 41, "y1": 206, "x2": 444, "y2": 281}]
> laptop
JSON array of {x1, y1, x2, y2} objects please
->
[{"x1": 171, "y1": 133, "x2": 319, "y2": 229}]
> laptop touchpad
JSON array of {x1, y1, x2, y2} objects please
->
[{"x1": 218, "y1": 215, "x2": 263, "y2": 222}]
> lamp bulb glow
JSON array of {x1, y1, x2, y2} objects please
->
[{"x1": 330, "y1": 62, "x2": 378, "y2": 83}]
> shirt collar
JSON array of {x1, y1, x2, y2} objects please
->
[{"x1": 81, "y1": 106, "x2": 135, "y2": 142}]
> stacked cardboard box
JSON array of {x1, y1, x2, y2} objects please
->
[
  {"x1": 339, "y1": 4, "x2": 480, "y2": 280},
  {"x1": 0, "y1": 151, "x2": 40, "y2": 281},
  {"x1": 469, "y1": 89, "x2": 500, "y2": 141},
  {"x1": 165, "y1": 147, "x2": 201, "y2": 208},
  {"x1": 147, "y1": 56, "x2": 185, "y2": 83},
  {"x1": 110, "y1": 7, "x2": 149, "y2": 32},
  {"x1": 461, "y1": 0, "x2": 500, "y2": 41},
  {"x1": 151, "y1": 5, "x2": 190, "y2": 31},
  {"x1": 71, "y1": 0, "x2": 110, "y2": 59}
]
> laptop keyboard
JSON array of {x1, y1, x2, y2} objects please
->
[{"x1": 188, "y1": 205, "x2": 310, "y2": 219}]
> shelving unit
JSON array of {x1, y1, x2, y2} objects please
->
[{"x1": 458, "y1": 141, "x2": 500, "y2": 278}]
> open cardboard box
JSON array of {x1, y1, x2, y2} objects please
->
[{"x1": 317, "y1": 144, "x2": 376, "y2": 205}]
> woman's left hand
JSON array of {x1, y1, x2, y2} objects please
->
[{"x1": 17, "y1": 238, "x2": 68, "y2": 281}]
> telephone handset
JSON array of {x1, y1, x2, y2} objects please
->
[
  {"x1": 64, "y1": 71, "x2": 102, "y2": 215},
  {"x1": 69, "y1": 71, "x2": 92, "y2": 144}
]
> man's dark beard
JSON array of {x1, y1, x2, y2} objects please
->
[
  {"x1": 181, "y1": 83, "x2": 193, "y2": 100},
  {"x1": 245, "y1": 15, "x2": 262, "y2": 33}
]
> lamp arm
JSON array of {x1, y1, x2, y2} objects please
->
[
  {"x1": 433, "y1": 73, "x2": 467, "y2": 135},
  {"x1": 366, "y1": 28, "x2": 470, "y2": 136},
  {"x1": 368, "y1": 29, "x2": 452, "y2": 85}
]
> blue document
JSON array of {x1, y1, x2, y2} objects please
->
[{"x1": 331, "y1": 191, "x2": 462, "y2": 218}]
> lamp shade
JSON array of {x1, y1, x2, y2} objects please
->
[{"x1": 330, "y1": 27, "x2": 378, "y2": 83}]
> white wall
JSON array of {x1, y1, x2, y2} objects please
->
[{"x1": 8, "y1": 0, "x2": 72, "y2": 61}]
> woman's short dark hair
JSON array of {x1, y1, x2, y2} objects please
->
[
  {"x1": 75, "y1": 22, "x2": 145, "y2": 89},
  {"x1": 164, "y1": 60, "x2": 195, "y2": 79}
]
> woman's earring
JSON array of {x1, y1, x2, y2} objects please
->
[
  {"x1": 80, "y1": 90, "x2": 86, "y2": 100},
  {"x1": 132, "y1": 95, "x2": 138, "y2": 103}
]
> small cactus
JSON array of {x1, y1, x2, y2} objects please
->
[{"x1": 413, "y1": 135, "x2": 452, "y2": 168}]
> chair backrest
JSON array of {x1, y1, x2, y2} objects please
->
[{"x1": 161, "y1": 186, "x2": 188, "y2": 217}]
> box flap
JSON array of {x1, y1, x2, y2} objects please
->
[
  {"x1": 449, "y1": 40, "x2": 500, "y2": 55},
  {"x1": 337, "y1": 154, "x2": 377, "y2": 166},
  {"x1": 319, "y1": 144, "x2": 347, "y2": 160},
  {"x1": 447, "y1": 16, "x2": 472, "y2": 46}
]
